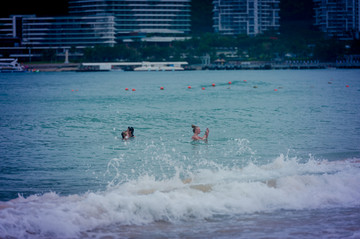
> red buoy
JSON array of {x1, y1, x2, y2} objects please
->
[
  {"x1": 125, "y1": 88, "x2": 129, "y2": 91},
  {"x1": 212, "y1": 83, "x2": 215, "y2": 87},
  {"x1": 132, "y1": 89, "x2": 136, "y2": 91},
  {"x1": 160, "y1": 87, "x2": 164, "y2": 90},
  {"x1": 228, "y1": 81, "x2": 232, "y2": 84},
  {"x1": 202, "y1": 87, "x2": 205, "y2": 90},
  {"x1": 274, "y1": 89, "x2": 278, "y2": 91},
  {"x1": 346, "y1": 85, "x2": 349, "y2": 88},
  {"x1": 188, "y1": 86, "x2": 191, "y2": 89}
]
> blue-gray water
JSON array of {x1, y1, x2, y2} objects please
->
[{"x1": 0, "y1": 70, "x2": 360, "y2": 238}]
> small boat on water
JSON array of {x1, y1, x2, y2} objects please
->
[
  {"x1": 134, "y1": 62, "x2": 187, "y2": 71},
  {"x1": 78, "y1": 61, "x2": 188, "y2": 71},
  {"x1": 0, "y1": 58, "x2": 25, "y2": 73}
]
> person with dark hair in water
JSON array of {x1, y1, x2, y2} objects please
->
[
  {"x1": 191, "y1": 124, "x2": 209, "y2": 141},
  {"x1": 127, "y1": 127, "x2": 135, "y2": 138},
  {"x1": 121, "y1": 131, "x2": 128, "y2": 140},
  {"x1": 121, "y1": 127, "x2": 135, "y2": 140}
]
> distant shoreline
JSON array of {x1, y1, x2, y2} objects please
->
[
  {"x1": 24, "y1": 63, "x2": 80, "y2": 72},
  {"x1": 22, "y1": 62, "x2": 360, "y2": 72}
]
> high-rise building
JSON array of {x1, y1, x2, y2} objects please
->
[
  {"x1": 314, "y1": 0, "x2": 360, "y2": 40},
  {"x1": 1, "y1": 0, "x2": 191, "y2": 49},
  {"x1": 21, "y1": 16, "x2": 116, "y2": 47},
  {"x1": 68, "y1": 0, "x2": 191, "y2": 42},
  {"x1": 212, "y1": 0, "x2": 280, "y2": 36},
  {"x1": 0, "y1": 14, "x2": 116, "y2": 60}
]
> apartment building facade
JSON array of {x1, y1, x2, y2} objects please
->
[
  {"x1": 0, "y1": 0, "x2": 192, "y2": 59},
  {"x1": 0, "y1": 15, "x2": 116, "y2": 59},
  {"x1": 21, "y1": 16, "x2": 116, "y2": 47},
  {"x1": 213, "y1": 0, "x2": 280, "y2": 36},
  {"x1": 314, "y1": 0, "x2": 360, "y2": 40},
  {"x1": 68, "y1": 0, "x2": 191, "y2": 42}
]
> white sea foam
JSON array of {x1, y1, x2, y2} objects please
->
[{"x1": 1, "y1": 156, "x2": 360, "y2": 238}]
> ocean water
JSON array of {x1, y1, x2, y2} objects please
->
[{"x1": 0, "y1": 69, "x2": 359, "y2": 238}]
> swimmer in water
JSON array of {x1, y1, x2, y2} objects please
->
[
  {"x1": 191, "y1": 124, "x2": 209, "y2": 141},
  {"x1": 121, "y1": 127, "x2": 135, "y2": 140},
  {"x1": 121, "y1": 131, "x2": 129, "y2": 140},
  {"x1": 127, "y1": 127, "x2": 135, "y2": 138}
]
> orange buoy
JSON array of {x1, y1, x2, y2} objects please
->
[{"x1": 125, "y1": 88, "x2": 129, "y2": 91}]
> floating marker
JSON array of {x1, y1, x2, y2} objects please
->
[
  {"x1": 160, "y1": 87, "x2": 164, "y2": 90},
  {"x1": 71, "y1": 89, "x2": 74, "y2": 92},
  {"x1": 346, "y1": 85, "x2": 349, "y2": 87},
  {"x1": 228, "y1": 81, "x2": 232, "y2": 84},
  {"x1": 132, "y1": 89, "x2": 136, "y2": 91},
  {"x1": 243, "y1": 80, "x2": 247, "y2": 82},
  {"x1": 212, "y1": 83, "x2": 215, "y2": 87},
  {"x1": 202, "y1": 87, "x2": 205, "y2": 90},
  {"x1": 125, "y1": 88, "x2": 129, "y2": 91},
  {"x1": 274, "y1": 89, "x2": 278, "y2": 91},
  {"x1": 188, "y1": 86, "x2": 191, "y2": 89}
]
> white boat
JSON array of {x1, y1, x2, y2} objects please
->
[
  {"x1": 134, "y1": 62, "x2": 187, "y2": 71},
  {"x1": 0, "y1": 58, "x2": 25, "y2": 73}
]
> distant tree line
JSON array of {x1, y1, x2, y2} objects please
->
[{"x1": 68, "y1": 30, "x2": 360, "y2": 64}]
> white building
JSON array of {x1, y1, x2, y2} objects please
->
[
  {"x1": 213, "y1": 0, "x2": 280, "y2": 36},
  {"x1": 314, "y1": 0, "x2": 360, "y2": 40}
]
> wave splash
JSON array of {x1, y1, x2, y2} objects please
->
[{"x1": 1, "y1": 154, "x2": 360, "y2": 238}]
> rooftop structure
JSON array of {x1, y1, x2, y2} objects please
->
[
  {"x1": 313, "y1": 0, "x2": 360, "y2": 40},
  {"x1": 213, "y1": 0, "x2": 280, "y2": 36}
]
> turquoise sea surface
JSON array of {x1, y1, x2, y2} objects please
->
[{"x1": 0, "y1": 70, "x2": 360, "y2": 238}]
